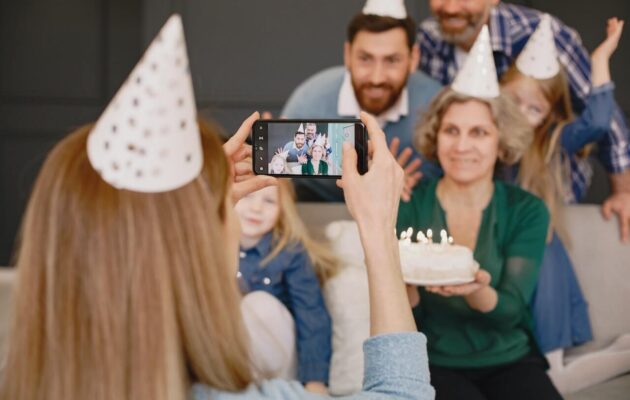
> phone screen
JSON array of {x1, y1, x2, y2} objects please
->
[{"x1": 253, "y1": 119, "x2": 367, "y2": 178}]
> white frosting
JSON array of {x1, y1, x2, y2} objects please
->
[{"x1": 399, "y1": 241, "x2": 478, "y2": 281}]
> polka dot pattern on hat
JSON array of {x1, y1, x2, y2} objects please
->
[
  {"x1": 515, "y1": 14, "x2": 561, "y2": 80},
  {"x1": 87, "y1": 14, "x2": 202, "y2": 193}
]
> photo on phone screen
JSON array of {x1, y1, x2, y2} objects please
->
[{"x1": 252, "y1": 119, "x2": 367, "y2": 178}]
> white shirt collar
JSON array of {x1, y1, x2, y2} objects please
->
[{"x1": 337, "y1": 71, "x2": 409, "y2": 128}]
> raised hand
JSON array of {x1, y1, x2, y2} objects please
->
[
  {"x1": 602, "y1": 191, "x2": 630, "y2": 243},
  {"x1": 592, "y1": 17, "x2": 624, "y2": 61},
  {"x1": 591, "y1": 17, "x2": 624, "y2": 86},
  {"x1": 389, "y1": 137, "x2": 423, "y2": 202},
  {"x1": 337, "y1": 111, "x2": 414, "y2": 335},
  {"x1": 223, "y1": 112, "x2": 276, "y2": 202}
]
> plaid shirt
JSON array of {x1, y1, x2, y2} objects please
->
[{"x1": 418, "y1": 3, "x2": 630, "y2": 185}]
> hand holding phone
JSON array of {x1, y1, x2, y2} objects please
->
[{"x1": 252, "y1": 119, "x2": 368, "y2": 178}]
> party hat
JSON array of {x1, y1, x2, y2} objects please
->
[
  {"x1": 516, "y1": 14, "x2": 560, "y2": 79},
  {"x1": 451, "y1": 25, "x2": 500, "y2": 99},
  {"x1": 362, "y1": 0, "x2": 407, "y2": 19},
  {"x1": 87, "y1": 14, "x2": 202, "y2": 193}
]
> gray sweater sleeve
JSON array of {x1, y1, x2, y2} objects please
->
[{"x1": 190, "y1": 332, "x2": 434, "y2": 400}]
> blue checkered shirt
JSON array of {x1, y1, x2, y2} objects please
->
[{"x1": 418, "y1": 3, "x2": 630, "y2": 192}]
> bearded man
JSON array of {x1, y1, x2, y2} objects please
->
[{"x1": 282, "y1": 4, "x2": 442, "y2": 201}]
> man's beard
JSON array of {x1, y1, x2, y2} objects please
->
[
  {"x1": 352, "y1": 78, "x2": 407, "y2": 116},
  {"x1": 436, "y1": 6, "x2": 489, "y2": 47}
]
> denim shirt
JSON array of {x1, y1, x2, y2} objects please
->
[
  {"x1": 238, "y1": 233, "x2": 332, "y2": 384},
  {"x1": 561, "y1": 83, "x2": 615, "y2": 202}
]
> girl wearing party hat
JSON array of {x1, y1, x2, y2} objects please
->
[
  {"x1": 398, "y1": 26, "x2": 563, "y2": 399},
  {"x1": 501, "y1": 15, "x2": 630, "y2": 393}
]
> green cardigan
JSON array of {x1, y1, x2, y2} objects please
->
[
  {"x1": 301, "y1": 159, "x2": 328, "y2": 176},
  {"x1": 397, "y1": 178, "x2": 549, "y2": 368}
]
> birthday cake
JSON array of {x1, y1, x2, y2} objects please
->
[{"x1": 398, "y1": 228, "x2": 479, "y2": 285}]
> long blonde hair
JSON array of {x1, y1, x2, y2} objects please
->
[
  {"x1": 1, "y1": 122, "x2": 253, "y2": 400},
  {"x1": 501, "y1": 66, "x2": 575, "y2": 243},
  {"x1": 261, "y1": 179, "x2": 339, "y2": 284}
]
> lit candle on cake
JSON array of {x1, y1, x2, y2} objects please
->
[
  {"x1": 417, "y1": 231, "x2": 428, "y2": 244},
  {"x1": 448, "y1": 236, "x2": 454, "y2": 244},
  {"x1": 427, "y1": 229, "x2": 433, "y2": 243},
  {"x1": 440, "y1": 229, "x2": 448, "y2": 245}
]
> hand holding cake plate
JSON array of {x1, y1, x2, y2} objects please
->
[{"x1": 424, "y1": 269, "x2": 491, "y2": 296}]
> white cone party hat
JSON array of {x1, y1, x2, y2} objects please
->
[
  {"x1": 515, "y1": 14, "x2": 560, "y2": 79},
  {"x1": 297, "y1": 123, "x2": 305, "y2": 133},
  {"x1": 87, "y1": 14, "x2": 202, "y2": 193},
  {"x1": 451, "y1": 25, "x2": 500, "y2": 99},
  {"x1": 362, "y1": 0, "x2": 407, "y2": 19}
]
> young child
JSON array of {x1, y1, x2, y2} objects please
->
[
  {"x1": 234, "y1": 179, "x2": 338, "y2": 395},
  {"x1": 269, "y1": 153, "x2": 290, "y2": 174},
  {"x1": 501, "y1": 16, "x2": 629, "y2": 388},
  {"x1": 502, "y1": 16, "x2": 624, "y2": 209}
]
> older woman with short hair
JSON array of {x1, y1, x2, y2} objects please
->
[
  {"x1": 302, "y1": 143, "x2": 329, "y2": 176},
  {"x1": 397, "y1": 88, "x2": 562, "y2": 400}
]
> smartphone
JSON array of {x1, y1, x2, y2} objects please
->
[{"x1": 252, "y1": 119, "x2": 368, "y2": 178}]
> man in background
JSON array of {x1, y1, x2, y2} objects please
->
[
  {"x1": 418, "y1": 0, "x2": 630, "y2": 241},
  {"x1": 282, "y1": 0, "x2": 442, "y2": 201}
]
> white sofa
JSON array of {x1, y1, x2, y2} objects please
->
[
  {"x1": 0, "y1": 204, "x2": 628, "y2": 398},
  {"x1": 295, "y1": 203, "x2": 630, "y2": 399}
]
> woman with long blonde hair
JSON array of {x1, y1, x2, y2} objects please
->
[
  {"x1": 0, "y1": 12, "x2": 435, "y2": 399},
  {"x1": 0, "y1": 106, "x2": 435, "y2": 400}
]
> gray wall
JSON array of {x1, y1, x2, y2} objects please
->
[{"x1": 0, "y1": 0, "x2": 628, "y2": 265}]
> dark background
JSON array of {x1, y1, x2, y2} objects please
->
[{"x1": 1, "y1": 0, "x2": 629, "y2": 265}]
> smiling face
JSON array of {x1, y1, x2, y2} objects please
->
[
  {"x1": 311, "y1": 144, "x2": 324, "y2": 161},
  {"x1": 344, "y1": 28, "x2": 418, "y2": 115},
  {"x1": 305, "y1": 124, "x2": 317, "y2": 140},
  {"x1": 270, "y1": 156, "x2": 286, "y2": 174},
  {"x1": 234, "y1": 185, "x2": 280, "y2": 247},
  {"x1": 437, "y1": 100, "x2": 500, "y2": 185},
  {"x1": 294, "y1": 132, "x2": 306, "y2": 149},
  {"x1": 429, "y1": 0, "x2": 497, "y2": 49},
  {"x1": 503, "y1": 76, "x2": 551, "y2": 128}
]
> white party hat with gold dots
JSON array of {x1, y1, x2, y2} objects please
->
[
  {"x1": 87, "y1": 14, "x2": 202, "y2": 193},
  {"x1": 516, "y1": 14, "x2": 560, "y2": 79}
]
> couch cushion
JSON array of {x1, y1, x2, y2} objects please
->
[
  {"x1": 561, "y1": 205, "x2": 630, "y2": 357},
  {"x1": 564, "y1": 373, "x2": 630, "y2": 400},
  {"x1": 322, "y1": 220, "x2": 369, "y2": 395}
]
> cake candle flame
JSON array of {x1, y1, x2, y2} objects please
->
[
  {"x1": 427, "y1": 229, "x2": 433, "y2": 243},
  {"x1": 448, "y1": 236, "x2": 454, "y2": 244},
  {"x1": 417, "y1": 231, "x2": 428, "y2": 243}
]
